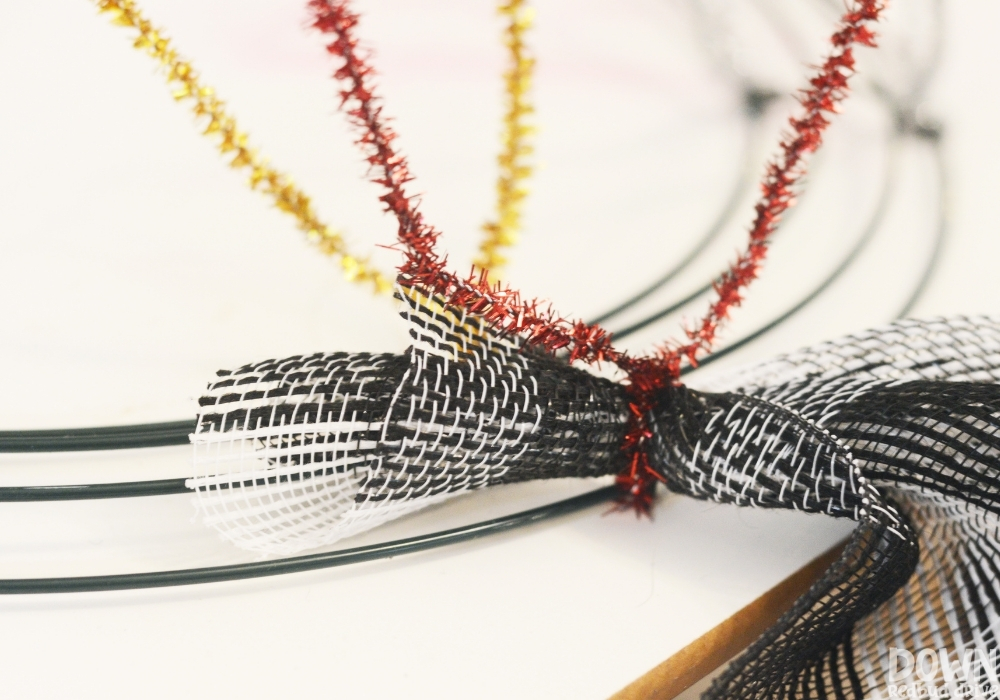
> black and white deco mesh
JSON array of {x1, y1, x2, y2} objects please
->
[
  {"x1": 191, "y1": 291, "x2": 1000, "y2": 699},
  {"x1": 189, "y1": 286, "x2": 627, "y2": 555}
]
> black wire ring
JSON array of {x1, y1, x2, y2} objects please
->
[
  {"x1": 0, "y1": 6, "x2": 947, "y2": 593},
  {"x1": 589, "y1": 88, "x2": 776, "y2": 327},
  {"x1": 0, "y1": 485, "x2": 617, "y2": 594},
  {"x1": 0, "y1": 131, "x2": 940, "y2": 593},
  {"x1": 0, "y1": 421, "x2": 193, "y2": 453},
  {"x1": 0, "y1": 124, "x2": 917, "y2": 503},
  {"x1": 0, "y1": 95, "x2": 761, "y2": 458}
]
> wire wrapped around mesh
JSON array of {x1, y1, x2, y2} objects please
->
[
  {"x1": 695, "y1": 317, "x2": 1000, "y2": 698},
  {"x1": 189, "y1": 286, "x2": 629, "y2": 555},
  {"x1": 192, "y1": 292, "x2": 1000, "y2": 697}
]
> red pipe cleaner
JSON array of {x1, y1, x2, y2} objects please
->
[{"x1": 308, "y1": 0, "x2": 885, "y2": 513}]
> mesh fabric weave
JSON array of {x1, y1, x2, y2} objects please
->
[
  {"x1": 688, "y1": 317, "x2": 1000, "y2": 698},
  {"x1": 189, "y1": 286, "x2": 627, "y2": 554},
  {"x1": 192, "y1": 295, "x2": 1000, "y2": 697}
]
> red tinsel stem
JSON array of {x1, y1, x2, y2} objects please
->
[
  {"x1": 307, "y1": 1, "x2": 432, "y2": 250},
  {"x1": 663, "y1": 1, "x2": 885, "y2": 373},
  {"x1": 307, "y1": 0, "x2": 619, "y2": 366},
  {"x1": 309, "y1": 0, "x2": 885, "y2": 514},
  {"x1": 614, "y1": 0, "x2": 885, "y2": 513}
]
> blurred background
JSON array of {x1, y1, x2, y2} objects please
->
[{"x1": 0, "y1": 1, "x2": 993, "y2": 697}]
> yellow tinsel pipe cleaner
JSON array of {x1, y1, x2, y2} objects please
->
[
  {"x1": 95, "y1": 0, "x2": 532, "y2": 291},
  {"x1": 94, "y1": 0, "x2": 392, "y2": 294},
  {"x1": 475, "y1": 0, "x2": 536, "y2": 276}
]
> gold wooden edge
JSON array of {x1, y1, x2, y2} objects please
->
[{"x1": 609, "y1": 539, "x2": 849, "y2": 700}]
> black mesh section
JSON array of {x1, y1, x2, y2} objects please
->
[
  {"x1": 826, "y1": 381, "x2": 1000, "y2": 515},
  {"x1": 650, "y1": 387, "x2": 864, "y2": 518},
  {"x1": 192, "y1": 310, "x2": 1000, "y2": 693},
  {"x1": 365, "y1": 346, "x2": 629, "y2": 502},
  {"x1": 707, "y1": 510, "x2": 918, "y2": 699},
  {"x1": 648, "y1": 386, "x2": 920, "y2": 699},
  {"x1": 663, "y1": 376, "x2": 1000, "y2": 699},
  {"x1": 198, "y1": 351, "x2": 408, "y2": 470}
]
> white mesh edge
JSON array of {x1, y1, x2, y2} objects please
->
[
  {"x1": 188, "y1": 285, "x2": 531, "y2": 556},
  {"x1": 703, "y1": 316, "x2": 1000, "y2": 393}
]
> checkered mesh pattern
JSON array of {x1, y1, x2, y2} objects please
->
[
  {"x1": 652, "y1": 388, "x2": 875, "y2": 519},
  {"x1": 675, "y1": 317, "x2": 1000, "y2": 699},
  {"x1": 189, "y1": 286, "x2": 628, "y2": 555},
  {"x1": 190, "y1": 301, "x2": 1000, "y2": 697},
  {"x1": 850, "y1": 491, "x2": 1000, "y2": 699},
  {"x1": 710, "y1": 316, "x2": 1000, "y2": 395},
  {"x1": 189, "y1": 352, "x2": 408, "y2": 555},
  {"x1": 650, "y1": 385, "x2": 918, "y2": 699}
]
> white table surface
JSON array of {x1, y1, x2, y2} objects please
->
[{"x1": 0, "y1": 1, "x2": 996, "y2": 697}]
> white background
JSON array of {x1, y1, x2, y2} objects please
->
[{"x1": 0, "y1": 1, "x2": 995, "y2": 697}]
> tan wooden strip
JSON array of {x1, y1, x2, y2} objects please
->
[{"x1": 609, "y1": 540, "x2": 848, "y2": 700}]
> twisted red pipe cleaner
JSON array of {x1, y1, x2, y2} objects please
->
[
  {"x1": 662, "y1": 2, "x2": 883, "y2": 371},
  {"x1": 308, "y1": 0, "x2": 885, "y2": 512},
  {"x1": 307, "y1": 0, "x2": 617, "y2": 364},
  {"x1": 615, "y1": 1, "x2": 885, "y2": 510}
]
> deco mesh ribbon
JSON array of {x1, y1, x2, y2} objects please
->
[
  {"x1": 190, "y1": 286, "x2": 627, "y2": 554},
  {"x1": 185, "y1": 1, "x2": 1000, "y2": 697},
  {"x1": 190, "y1": 303, "x2": 1000, "y2": 697},
  {"x1": 301, "y1": 0, "x2": 886, "y2": 514}
]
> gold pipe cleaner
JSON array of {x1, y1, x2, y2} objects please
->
[{"x1": 476, "y1": 0, "x2": 536, "y2": 276}]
